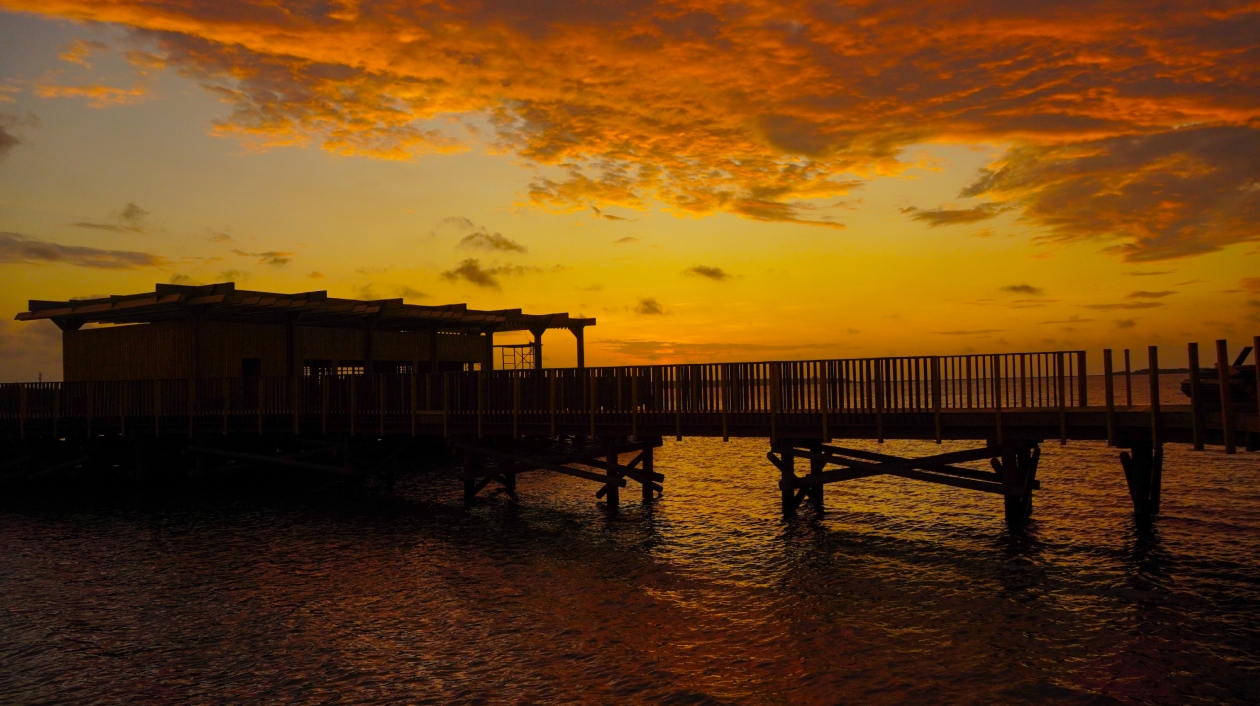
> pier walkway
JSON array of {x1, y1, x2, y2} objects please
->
[{"x1": 3, "y1": 344, "x2": 1256, "y2": 524}]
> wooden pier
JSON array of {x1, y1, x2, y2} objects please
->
[{"x1": 3, "y1": 341, "x2": 1258, "y2": 524}]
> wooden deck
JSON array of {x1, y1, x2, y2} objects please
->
[{"x1": 2, "y1": 345, "x2": 1256, "y2": 524}]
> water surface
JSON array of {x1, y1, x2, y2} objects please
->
[{"x1": 2, "y1": 437, "x2": 1258, "y2": 704}]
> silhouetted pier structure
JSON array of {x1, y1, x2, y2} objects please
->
[{"x1": 3, "y1": 285, "x2": 1257, "y2": 525}]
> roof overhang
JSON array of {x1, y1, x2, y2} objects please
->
[{"x1": 16, "y1": 282, "x2": 595, "y2": 334}]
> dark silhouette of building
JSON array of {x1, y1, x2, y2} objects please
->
[{"x1": 15, "y1": 282, "x2": 594, "y2": 381}]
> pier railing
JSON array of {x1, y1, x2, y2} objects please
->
[{"x1": 0, "y1": 351, "x2": 1091, "y2": 436}]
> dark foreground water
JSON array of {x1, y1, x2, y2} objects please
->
[{"x1": 2, "y1": 438, "x2": 1259, "y2": 704}]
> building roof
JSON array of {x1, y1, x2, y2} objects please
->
[{"x1": 15, "y1": 282, "x2": 595, "y2": 333}]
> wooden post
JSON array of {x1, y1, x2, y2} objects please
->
[
  {"x1": 442, "y1": 373, "x2": 450, "y2": 438},
  {"x1": 770, "y1": 365, "x2": 781, "y2": 445},
  {"x1": 1216, "y1": 339, "x2": 1236, "y2": 454},
  {"x1": 1254, "y1": 336, "x2": 1260, "y2": 437},
  {"x1": 931, "y1": 356, "x2": 942, "y2": 444},
  {"x1": 53, "y1": 386, "x2": 60, "y2": 439},
  {"x1": 571, "y1": 325, "x2": 586, "y2": 369},
  {"x1": 721, "y1": 365, "x2": 730, "y2": 442},
  {"x1": 820, "y1": 363, "x2": 829, "y2": 443},
  {"x1": 87, "y1": 382, "x2": 93, "y2": 438},
  {"x1": 549, "y1": 371, "x2": 556, "y2": 437},
  {"x1": 410, "y1": 370, "x2": 417, "y2": 437},
  {"x1": 605, "y1": 441, "x2": 620, "y2": 511},
  {"x1": 779, "y1": 448, "x2": 795, "y2": 516},
  {"x1": 1103, "y1": 349, "x2": 1115, "y2": 447},
  {"x1": 121, "y1": 381, "x2": 128, "y2": 437},
  {"x1": 1123, "y1": 349, "x2": 1133, "y2": 406},
  {"x1": 641, "y1": 444, "x2": 654, "y2": 504},
  {"x1": 874, "y1": 360, "x2": 884, "y2": 443},
  {"x1": 512, "y1": 375, "x2": 520, "y2": 439},
  {"x1": 1187, "y1": 342, "x2": 1203, "y2": 450},
  {"x1": 590, "y1": 370, "x2": 598, "y2": 438},
  {"x1": 992, "y1": 354, "x2": 1003, "y2": 445},
  {"x1": 18, "y1": 383, "x2": 25, "y2": 441},
  {"x1": 477, "y1": 370, "x2": 484, "y2": 439},
  {"x1": 1056, "y1": 351, "x2": 1067, "y2": 446},
  {"x1": 807, "y1": 453, "x2": 825, "y2": 512},
  {"x1": 188, "y1": 378, "x2": 195, "y2": 438},
  {"x1": 1076, "y1": 351, "x2": 1088, "y2": 407},
  {"x1": 222, "y1": 378, "x2": 229, "y2": 436},
  {"x1": 631, "y1": 372, "x2": 639, "y2": 439},
  {"x1": 321, "y1": 373, "x2": 329, "y2": 436},
  {"x1": 378, "y1": 375, "x2": 385, "y2": 438},
  {"x1": 1148, "y1": 346, "x2": 1161, "y2": 449},
  {"x1": 674, "y1": 369, "x2": 682, "y2": 441}
]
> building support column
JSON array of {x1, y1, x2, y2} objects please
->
[
  {"x1": 530, "y1": 328, "x2": 545, "y2": 370},
  {"x1": 570, "y1": 325, "x2": 585, "y2": 369},
  {"x1": 483, "y1": 329, "x2": 495, "y2": 372}
]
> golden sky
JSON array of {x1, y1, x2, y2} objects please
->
[{"x1": 1, "y1": 1, "x2": 1258, "y2": 379}]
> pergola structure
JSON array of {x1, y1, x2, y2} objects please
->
[{"x1": 16, "y1": 282, "x2": 595, "y2": 375}]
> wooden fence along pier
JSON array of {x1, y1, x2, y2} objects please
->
[{"x1": 4, "y1": 340, "x2": 1259, "y2": 525}]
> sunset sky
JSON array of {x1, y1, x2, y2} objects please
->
[{"x1": 1, "y1": 1, "x2": 1258, "y2": 380}]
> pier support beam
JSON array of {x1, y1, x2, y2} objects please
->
[
  {"x1": 1120, "y1": 440, "x2": 1163, "y2": 517},
  {"x1": 991, "y1": 441, "x2": 1040, "y2": 525},
  {"x1": 455, "y1": 436, "x2": 662, "y2": 509}
]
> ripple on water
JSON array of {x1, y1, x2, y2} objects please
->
[{"x1": 0, "y1": 437, "x2": 1258, "y2": 704}]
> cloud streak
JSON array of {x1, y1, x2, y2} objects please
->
[{"x1": 0, "y1": 231, "x2": 164, "y2": 269}]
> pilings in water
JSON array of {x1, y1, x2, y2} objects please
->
[
  {"x1": 769, "y1": 439, "x2": 1042, "y2": 525},
  {"x1": 455, "y1": 436, "x2": 664, "y2": 511}
]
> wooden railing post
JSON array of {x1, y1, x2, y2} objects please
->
[
  {"x1": 350, "y1": 376, "x2": 358, "y2": 438},
  {"x1": 1076, "y1": 351, "x2": 1088, "y2": 407},
  {"x1": 1216, "y1": 339, "x2": 1236, "y2": 454},
  {"x1": 931, "y1": 356, "x2": 942, "y2": 443},
  {"x1": 769, "y1": 364, "x2": 780, "y2": 445},
  {"x1": 154, "y1": 379, "x2": 162, "y2": 437},
  {"x1": 1056, "y1": 351, "x2": 1067, "y2": 446},
  {"x1": 378, "y1": 375, "x2": 385, "y2": 438},
  {"x1": 631, "y1": 371, "x2": 639, "y2": 439},
  {"x1": 590, "y1": 369, "x2": 599, "y2": 439},
  {"x1": 549, "y1": 371, "x2": 557, "y2": 437},
  {"x1": 874, "y1": 359, "x2": 885, "y2": 443},
  {"x1": 673, "y1": 368, "x2": 682, "y2": 441},
  {"x1": 1103, "y1": 349, "x2": 1115, "y2": 447},
  {"x1": 18, "y1": 383, "x2": 26, "y2": 441},
  {"x1": 992, "y1": 354, "x2": 1003, "y2": 444},
  {"x1": 1187, "y1": 342, "x2": 1203, "y2": 450},
  {"x1": 820, "y1": 363, "x2": 829, "y2": 443},
  {"x1": 222, "y1": 378, "x2": 229, "y2": 436},
  {"x1": 1123, "y1": 349, "x2": 1133, "y2": 406},
  {"x1": 1149, "y1": 346, "x2": 1162, "y2": 449},
  {"x1": 476, "y1": 370, "x2": 484, "y2": 439},
  {"x1": 512, "y1": 375, "x2": 521, "y2": 439}
]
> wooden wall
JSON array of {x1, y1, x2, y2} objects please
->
[{"x1": 63, "y1": 321, "x2": 487, "y2": 381}]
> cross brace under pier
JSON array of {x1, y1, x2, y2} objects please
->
[
  {"x1": 455, "y1": 436, "x2": 664, "y2": 511},
  {"x1": 769, "y1": 440, "x2": 1043, "y2": 525}
]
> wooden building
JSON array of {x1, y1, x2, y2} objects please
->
[{"x1": 15, "y1": 282, "x2": 594, "y2": 381}]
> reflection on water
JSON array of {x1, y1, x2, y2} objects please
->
[{"x1": 1, "y1": 438, "x2": 1258, "y2": 704}]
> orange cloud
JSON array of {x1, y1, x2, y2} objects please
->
[
  {"x1": 36, "y1": 82, "x2": 148, "y2": 108},
  {"x1": 7, "y1": 0, "x2": 1258, "y2": 246}
]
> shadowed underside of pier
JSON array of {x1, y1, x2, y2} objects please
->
[{"x1": 3, "y1": 344, "x2": 1257, "y2": 525}]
